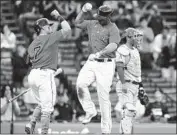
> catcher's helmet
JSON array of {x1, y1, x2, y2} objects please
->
[
  {"x1": 124, "y1": 27, "x2": 137, "y2": 38},
  {"x1": 34, "y1": 18, "x2": 53, "y2": 34}
]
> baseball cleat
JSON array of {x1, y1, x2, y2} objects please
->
[
  {"x1": 82, "y1": 111, "x2": 97, "y2": 124},
  {"x1": 25, "y1": 123, "x2": 35, "y2": 134}
]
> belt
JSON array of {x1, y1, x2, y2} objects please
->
[
  {"x1": 34, "y1": 67, "x2": 56, "y2": 72},
  {"x1": 125, "y1": 80, "x2": 140, "y2": 85},
  {"x1": 94, "y1": 58, "x2": 112, "y2": 62}
]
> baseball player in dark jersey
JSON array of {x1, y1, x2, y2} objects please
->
[
  {"x1": 25, "y1": 10, "x2": 71, "y2": 134},
  {"x1": 75, "y1": 3, "x2": 120, "y2": 134}
]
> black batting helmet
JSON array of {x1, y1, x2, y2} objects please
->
[
  {"x1": 34, "y1": 18, "x2": 53, "y2": 35},
  {"x1": 93, "y1": 5, "x2": 113, "y2": 19}
]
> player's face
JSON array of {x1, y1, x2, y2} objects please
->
[
  {"x1": 43, "y1": 25, "x2": 53, "y2": 34},
  {"x1": 97, "y1": 16, "x2": 109, "y2": 26},
  {"x1": 133, "y1": 32, "x2": 143, "y2": 49},
  {"x1": 47, "y1": 25, "x2": 53, "y2": 34}
]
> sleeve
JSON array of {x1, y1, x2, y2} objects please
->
[
  {"x1": 77, "y1": 20, "x2": 91, "y2": 30},
  {"x1": 50, "y1": 31, "x2": 65, "y2": 42},
  {"x1": 109, "y1": 24, "x2": 120, "y2": 45},
  {"x1": 115, "y1": 50, "x2": 126, "y2": 64}
]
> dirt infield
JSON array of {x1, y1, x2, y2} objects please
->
[{"x1": 0, "y1": 122, "x2": 176, "y2": 134}]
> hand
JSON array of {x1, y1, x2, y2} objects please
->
[
  {"x1": 50, "y1": 9, "x2": 60, "y2": 19},
  {"x1": 82, "y1": 3, "x2": 92, "y2": 12},
  {"x1": 122, "y1": 83, "x2": 127, "y2": 93},
  {"x1": 88, "y1": 52, "x2": 101, "y2": 61},
  {"x1": 88, "y1": 54, "x2": 96, "y2": 61}
]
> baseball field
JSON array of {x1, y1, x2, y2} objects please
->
[{"x1": 0, "y1": 122, "x2": 176, "y2": 134}]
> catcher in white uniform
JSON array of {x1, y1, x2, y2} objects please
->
[{"x1": 115, "y1": 28, "x2": 149, "y2": 134}]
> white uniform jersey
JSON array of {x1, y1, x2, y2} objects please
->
[{"x1": 116, "y1": 44, "x2": 141, "y2": 82}]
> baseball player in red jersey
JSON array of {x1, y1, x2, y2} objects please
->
[
  {"x1": 25, "y1": 10, "x2": 71, "y2": 134},
  {"x1": 115, "y1": 28, "x2": 149, "y2": 134},
  {"x1": 75, "y1": 3, "x2": 120, "y2": 134}
]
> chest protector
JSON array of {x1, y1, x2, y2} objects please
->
[{"x1": 118, "y1": 45, "x2": 141, "y2": 77}]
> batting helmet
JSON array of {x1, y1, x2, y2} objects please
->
[
  {"x1": 93, "y1": 5, "x2": 113, "y2": 18},
  {"x1": 34, "y1": 18, "x2": 53, "y2": 35}
]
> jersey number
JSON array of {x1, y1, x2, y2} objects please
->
[{"x1": 34, "y1": 46, "x2": 41, "y2": 59}]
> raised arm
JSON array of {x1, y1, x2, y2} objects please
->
[
  {"x1": 75, "y1": 3, "x2": 92, "y2": 29},
  {"x1": 51, "y1": 9, "x2": 71, "y2": 38}
]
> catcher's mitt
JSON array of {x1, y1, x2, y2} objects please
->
[{"x1": 138, "y1": 84, "x2": 149, "y2": 106}]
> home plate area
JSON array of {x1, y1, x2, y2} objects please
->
[{"x1": 0, "y1": 122, "x2": 176, "y2": 134}]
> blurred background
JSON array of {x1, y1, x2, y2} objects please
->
[{"x1": 0, "y1": 0, "x2": 176, "y2": 134}]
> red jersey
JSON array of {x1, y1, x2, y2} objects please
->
[{"x1": 28, "y1": 31, "x2": 64, "y2": 71}]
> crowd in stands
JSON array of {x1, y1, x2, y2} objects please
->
[
  {"x1": 0, "y1": 85, "x2": 20, "y2": 121},
  {"x1": 0, "y1": 0, "x2": 176, "y2": 123}
]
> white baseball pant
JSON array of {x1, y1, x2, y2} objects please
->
[
  {"x1": 76, "y1": 59, "x2": 115, "y2": 133},
  {"x1": 116, "y1": 80, "x2": 139, "y2": 134},
  {"x1": 28, "y1": 68, "x2": 56, "y2": 113}
]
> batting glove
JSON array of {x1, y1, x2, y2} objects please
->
[
  {"x1": 50, "y1": 9, "x2": 60, "y2": 19},
  {"x1": 82, "y1": 3, "x2": 92, "y2": 12}
]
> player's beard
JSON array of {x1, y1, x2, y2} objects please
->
[
  {"x1": 97, "y1": 17, "x2": 110, "y2": 26},
  {"x1": 98, "y1": 19, "x2": 109, "y2": 26}
]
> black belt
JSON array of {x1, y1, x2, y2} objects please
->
[
  {"x1": 125, "y1": 80, "x2": 140, "y2": 85},
  {"x1": 94, "y1": 58, "x2": 112, "y2": 62},
  {"x1": 34, "y1": 67, "x2": 56, "y2": 71}
]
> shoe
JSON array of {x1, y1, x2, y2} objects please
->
[
  {"x1": 82, "y1": 111, "x2": 97, "y2": 124},
  {"x1": 25, "y1": 123, "x2": 35, "y2": 134}
]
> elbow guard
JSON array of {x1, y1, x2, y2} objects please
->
[
  {"x1": 61, "y1": 20, "x2": 71, "y2": 37},
  {"x1": 61, "y1": 21, "x2": 71, "y2": 31}
]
